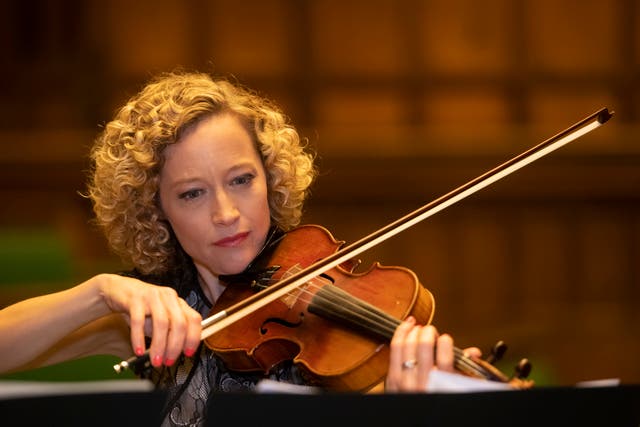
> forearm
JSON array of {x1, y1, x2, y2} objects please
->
[{"x1": 0, "y1": 274, "x2": 120, "y2": 373}]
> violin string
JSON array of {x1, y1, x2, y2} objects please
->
[
  {"x1": 310, "y1": 283, "x2": 399, "y2": 337},
  {"x1": 264, "y1": 269, "x2": 400, "y2": 338},
  {"x1": 270, "y1": 266, "x2": 401, "y2": 335},
  {"x1": 255, "y1": 273, "x2": 493, "y2": 380}
]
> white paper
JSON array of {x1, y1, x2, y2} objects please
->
[
  {"x1": 426, "y1": 370, "x2": 515, "y2": 393},
  {"x1": 0, "y1": 379, "x2": 155, "y2": 399}
]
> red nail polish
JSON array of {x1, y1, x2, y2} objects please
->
[
  {"x1": 135, "y1": 346, "x2": 144, "y2": 356},
  {"x1": 184, "y1": 347, "x2": 195, "y2": 357},
  {"x1": 165, "y1": 358, "x2": 175, "y2": 367},
  {"x1": 152, "y1": 355, "x2": 162, "y2": 367}
]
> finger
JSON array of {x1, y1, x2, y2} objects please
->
[
  {"x1": 180, "y1": 299, "x2": 202, "y2": 357},
  {"x1": 159, "y1": 288, "x2": 187, "y2": 366},
  {"x1": 435, "y1": 332, "x2": 454, "y2": 372},
  {"x1": 415, "y1": 324, "x2": 438, "y2": 390},
  {"x1": 148, "y1": 289, "x2": 169, "y2": 367},
  {"x1": 463, "y1": 346, "x2": 482, "y2": 359},
  {"x1": 128, "y1": 297, "x2": 147, "y2": 357},
  {"x1": 387, "y1": 316, "x2": 416, "y2": 391},
  {"x1": 401, "y1": 325, "x2": 422, "y2": 391}
]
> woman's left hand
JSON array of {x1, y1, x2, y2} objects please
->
[{"x1": 385, "y1": 316, "x2": 481, "y2": 392}]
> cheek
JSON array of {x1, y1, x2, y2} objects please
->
[
  {"x1": 170, "y1": 218, "x2": 211, "y2": 262},
  {"x1": 170, "y1": 218, "x2": 195, "y2": 240},
  {"x1": 163, "y1": 207, "x2": 202, "y2": 246},
  {"x1": 254, "y1": 192, "x2": 271, "y2": 227}
]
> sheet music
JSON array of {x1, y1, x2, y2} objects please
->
[
  {"x1": 255, "y1": 379, "x2": 321, "y2": 394},
  {"x1": 426, "y1": 370, "x2": 514, "y2": 392},
  {"x1": 426, "y1": 371, "x2": 622, "y2": 393}
]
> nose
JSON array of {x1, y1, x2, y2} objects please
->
[{"x1": 211, "y1": 190, "x2": 239, "y2": 225}]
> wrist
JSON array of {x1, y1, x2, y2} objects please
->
[{"x1": 77, "y1": 273, "x2": 116, "y2": 318}]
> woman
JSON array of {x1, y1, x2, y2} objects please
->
[{"x1": 0, "y1": 71, "x2": 476, "y2": 425}]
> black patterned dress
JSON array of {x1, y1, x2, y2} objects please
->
[
  {"x1": 121, "y1": 236, "x2": 310, "y2": 426},
  {"x1": 147, "y1": 286, "x2": 307, "y2": 427}
]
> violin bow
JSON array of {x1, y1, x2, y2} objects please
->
[{"x1": 115, "y1": 107, "x2": 613, "y2": 374}]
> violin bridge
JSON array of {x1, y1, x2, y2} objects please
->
[{"x1": 280, "y1": 264, "x2": 332, "y2": 309}]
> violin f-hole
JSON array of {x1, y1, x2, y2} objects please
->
[{"x1": 260, "y1": 312, "x2": 305, "y2": 334}]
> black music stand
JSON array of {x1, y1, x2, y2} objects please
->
[
  {"x1": 0, "y1": 380, "x2": 167, "y2": 427},
  {"x1": 207, "y1": 384, "x2": 640, "y2": 426},
  {"x1": 2, "y1": 382, "x2": 638, "y2": 426}
]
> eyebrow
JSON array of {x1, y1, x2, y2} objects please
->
[{"x1": 166, "y1": 162, "x2": 259, "y2": 187}]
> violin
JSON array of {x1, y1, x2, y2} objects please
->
[
  {"x1": 207, "y1": 224, "x2": 533, "y2": 391},
  {"x1": 114, "y1": 107, "x2": 612, "y2": 391}
]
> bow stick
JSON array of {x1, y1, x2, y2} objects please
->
[{"x1": 114, "y1": 107, "x2": 613, "y2": 374}]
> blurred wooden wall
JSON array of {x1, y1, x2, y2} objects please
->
[{"x1": 0, "y1": 0, "x2": 638, "y2": 385}]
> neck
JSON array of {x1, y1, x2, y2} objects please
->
[{"x1": 196, "y1": 268, "x2": 227, "y2": 305}]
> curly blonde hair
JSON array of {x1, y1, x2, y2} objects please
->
[{"x1": 87, "y1": 71, "x2": 317, "y2": 274}]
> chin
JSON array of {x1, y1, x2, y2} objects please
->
[{"x1": 223, "y1": 256, "x2": 255, "y2": 275}]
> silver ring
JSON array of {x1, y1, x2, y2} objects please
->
[{"x1": 402, "y1": 359, "x2": 418, "y2": 370}]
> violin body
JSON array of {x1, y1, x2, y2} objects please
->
[{"x1": 206, "y1": 224, "x2": 435, "y2": 391}]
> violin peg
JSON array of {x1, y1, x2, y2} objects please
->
[
  {"x1": 485, "y1": 340, "x2": 508, "y2": 364},
  {"x1": 514, "y1": 358, "x2": 532, "y2": 379}
]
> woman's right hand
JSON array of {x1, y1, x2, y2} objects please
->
[{"x1": 98, "y1": 274, "x2": 202, "y2": 367}]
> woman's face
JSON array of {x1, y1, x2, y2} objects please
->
[{"x1": 159, "y1": 113, "x2": 271, "y2": 278}]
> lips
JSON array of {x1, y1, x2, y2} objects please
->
[{"x1": 214, "y1": 231, "x2": 249, "y2": 247}]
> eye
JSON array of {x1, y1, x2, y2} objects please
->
[
  {"x1": 231, "y1": 173, "x2": 255, "y2": 186},
  {"x1": 178, "y1": 188, "x2": 204, "y2": 200}
]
